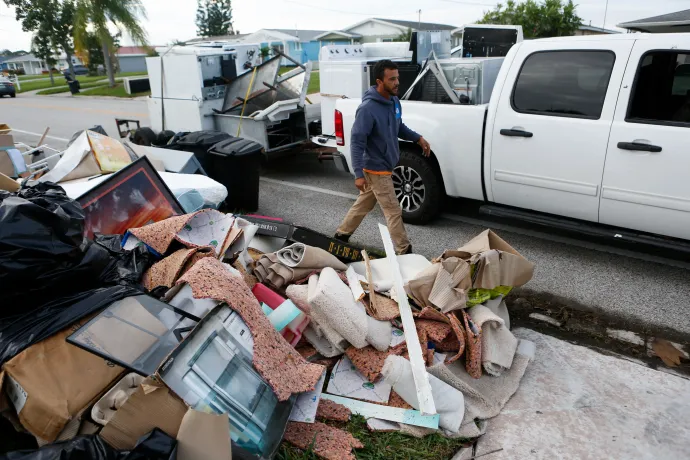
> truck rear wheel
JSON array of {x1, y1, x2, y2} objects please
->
[{"x1": 394, "y1": 147, "x2": 443, "y2": 225}]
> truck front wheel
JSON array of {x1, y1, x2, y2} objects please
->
[{"x1": 393, "y1": 147, "x2": 443, "y2": 225}]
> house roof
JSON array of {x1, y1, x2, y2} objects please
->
[
  {"x1": 3, "y1": 53, "x2": 40, "y2": 63},
  {"x1": 186, "y1": 33, "x2": 249, "y2": 44},
  {"x1": 618, "y1": 9, "x2": 690, "y2": 28},
  {"x1": 272, "y1": 29, "x2": 328, "y2": 42},
  {"x1": 312, "y1": 30, "x2": 363, "y2": 40},
  {"x1": 373, "y1": 18, "x2": 458, "y2": 31},
  {"x1": 578, "y1": 24, "x2": 620, "y2": 34}
]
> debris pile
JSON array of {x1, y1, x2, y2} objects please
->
[{"x1": 0, "y1": 125, "x2": 538, "y2": 459}]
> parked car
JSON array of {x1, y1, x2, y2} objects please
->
[
  {"x1": 63, "y1": 65, "x2": 89, "y2": 77},
  {"x1": 334, "y1": 33, "x2": 690, "y2": 243},
  {"x1": 0, "y1": 77, "x2": 16, "y2": 98}
]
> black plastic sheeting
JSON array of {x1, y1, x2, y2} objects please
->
[
  {"x1": 94, "y1": 234, "x2": 154, "y2": 286},
  {"x1": 0, "y1": 285, "x2": 141, "y2": 366},
  {"x1": 0, "y1": 428, "x2": 177, "y2": 460},
  {"x1": 0, "y1": 183, "x2": 153, "y2": 320}
]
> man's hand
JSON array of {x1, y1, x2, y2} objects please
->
[
  {"x1": 417, "y1": 137, "x2": 431, "y2": 157},
  {"x1": 355, "y1": 177, "x2": 367, "y2": 192}
]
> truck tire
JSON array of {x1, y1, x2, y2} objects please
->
[{"x1": 394, "y1": 147, "x2": 443, "y2": 225}]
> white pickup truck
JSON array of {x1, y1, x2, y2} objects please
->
[{"x1": 333, "y1": 33, "x2": 690, "y2": 243}]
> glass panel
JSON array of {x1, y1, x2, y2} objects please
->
[
  {"x1": 628, "y1": 51, "x2": 690, "y2": 125},
  {"x1": 67, "y1": 295, "x2": 195, "y2": 375},
  {"x1": 513, "y1": 51, "x2": 615, "y2": 119}
]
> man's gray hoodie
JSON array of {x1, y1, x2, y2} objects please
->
[{"x1": 350, "y1": 86, "x2": 421, "y2": 179}]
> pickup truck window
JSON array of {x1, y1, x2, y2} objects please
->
[
  {"x1": 511, "y1": 50, "x2": 615, "y2": 119},
  {"x1": 627, "y1": 51, "x2": 690, "y2": 127}
]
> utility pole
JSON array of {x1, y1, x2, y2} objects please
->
[
  {"x1": 602, "y1": 0, "x2": 609, "y2": 29},
  {"x1": 417, "y1": 9, "x2": 421, "y2": 30}
]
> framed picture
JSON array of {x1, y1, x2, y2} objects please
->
[{"x1": 77, "y1": 156, "x2": 184, "y2": 238}]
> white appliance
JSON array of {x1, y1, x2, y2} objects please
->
[
  {"x1": 318, "y1": 43, "x2": 413, "y2": 137},
  {"x1": 147, "y1": 46, "x2": 254, "y2": 133}
]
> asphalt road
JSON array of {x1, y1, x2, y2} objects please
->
[
  {"x1": 6, "y1": 93, "x2": 690, "y2": 338},
  {"x1": 3, "y1": 93, "x2": 148, "y2": 143}
]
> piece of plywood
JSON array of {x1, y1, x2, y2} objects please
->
[
  {"x1": 378, "y1": 224, "x2": 436, "y2": 415},
  {"x1": 321, "y1": 393, "x2": 439, "y2": 429},
  {"x1": 345, "y1": 266, "x2": 366, "y2": 302}
]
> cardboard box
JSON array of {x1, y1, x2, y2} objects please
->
[
  {"x1": 100, "y1": 377, "x2": 231, "y2": 460},
  {"x1": 40, "y1": 130, "x2": 133, "y2": 183},
  {"x1": 0, "y1": 172, "x2": 20, "y2": 192},
  {"x1": 0, "y1": 319, "x2": 125, "y2": 442},
  {"x1": 444, "y1": 229, "x2": 535, "y2": 288},
  {"x1": 99, "y1": 378, "x2": 188, "y2": 450}
]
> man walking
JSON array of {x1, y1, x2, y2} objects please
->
[{"x1": 335, "y1": 60, "x2": 431, "y2": 254}]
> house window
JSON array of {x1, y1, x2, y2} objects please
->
[
  {"x1": 382, "y1": 38, "x2": 394, "y2": 43},
  {"x1": 295, "y1": 41, "x2": 302, "y2": 51},
  {"x1": 627, "y1": 51, "x2": 690, "y2": 126},
  {"x1": 512, "y1": 50, "x2": 615, "y2": 120}
]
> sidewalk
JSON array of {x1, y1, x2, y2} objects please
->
[{"x1": 454, "y1": 328, "x2": 690, "y2": 459}]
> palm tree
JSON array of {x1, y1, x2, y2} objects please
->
[
  {"x1": 73, "y1": 0, "x2": 148, "y2": 87},
  {"x1": 395, "y1": 28, "x2": 413, "y2": 43}
]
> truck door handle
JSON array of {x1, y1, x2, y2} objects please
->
[
  {"x1": 617, "y1": 142, "x2": 662, "y2": 153},
  {"x1": 500, "y1": 129, "x2": 533, "y2": 138}
]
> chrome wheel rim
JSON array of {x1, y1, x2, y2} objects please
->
[{"x1": 392, "y1": 165, "x2": 425, "y2": 213}]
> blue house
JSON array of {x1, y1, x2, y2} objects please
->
[
  {"x1": 187, "y1": 28, "x2": 361, "y2": 66},
  {"x1": 272, "y1": 29, "x2": 361, "y2": 64}
]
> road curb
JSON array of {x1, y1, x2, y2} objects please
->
[{"x1": 507, "y1": 292, "x2": 690, "y2": 377}]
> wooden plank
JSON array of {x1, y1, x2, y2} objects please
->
[
  {"x1": 345, "y1": 266, "x2": 365, "y2": 302},
  {"x1": 378, "y1": 224, "x2": 437, "y2": 415},
  {"x1": 36, "y1": 127, "x2": 50, "y2": 148},
  {"x1": 321, "y1": 393, "x2": 439, "y2": 429}
]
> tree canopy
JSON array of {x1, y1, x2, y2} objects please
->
[
  {"x1": 196, "y1": 0, "x2": 232, "y2": 37},
  {"x1": 73, "y1": 0, "x2": 148, "y2": 86},
  {"x1": 478, "y1": 0, "x2": 582, "y2": 38},
  {"x1": 5, "y1": 0, "x2": 75, "y2": 81}
]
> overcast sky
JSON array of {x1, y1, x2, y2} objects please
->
[{"x1": 1, "y1": 0, "x2": 688, "y2": 52}]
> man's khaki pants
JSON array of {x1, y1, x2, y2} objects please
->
[{"x1": 336, "y1": 172, "x2": 411, "y2": 254}]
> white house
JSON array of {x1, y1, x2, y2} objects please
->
[
  {"x1": 340, "y1": 18, "x2": 459, "y2": 44},
  {"x1": 2, "y1": 53, "x2": 83, "y2": 75}
]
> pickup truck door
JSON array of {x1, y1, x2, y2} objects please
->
[
  {"x1": 599, "y1": 37, "x2": 690, "y2": 240},
  {"x1": 488, "y1": 39, "x2": 634, "y2": 222}
]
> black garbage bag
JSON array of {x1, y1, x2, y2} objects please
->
[
  {"x1": 0, "y1": 428, "x2": 177, "y2": 460},
  {"x1": 94, "y1": 234, "x2": 154, "y2": 286},
  {"x1": 0, "y1": 183, "x2": 114, "y2": 318},
  {"x1": 0, "y1": 285, "x2": 141, "y2": 365}
]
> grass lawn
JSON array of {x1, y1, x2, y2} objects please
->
[
  {"x1": 307, "y1": 71, "x2": 319, "y2": 95},
  {"x1": 17, "y1": 75, "x2": 108, "y2": 93},
  {"x1": 277, "y1": 415, "x2": 468, "y2": 460},
  {"x1": 278, "y1": 66, "x2": 320, "y2": 94},
  {"x1": 16, "y1": 74, "x2": 51, "y2": 81},
  {"x1": 117, "y1": 71, "x2": 148, "y2": 77},
  {"x1": 35, "y1": 79, "x2": 126, "y2": 95},
  {"x1": 76, "y1": 83, "x2": 150, "y2": 98}
]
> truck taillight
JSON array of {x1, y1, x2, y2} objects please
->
[{"x1": 335, "y1": 110, "x2": 344, "y2": 146}]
